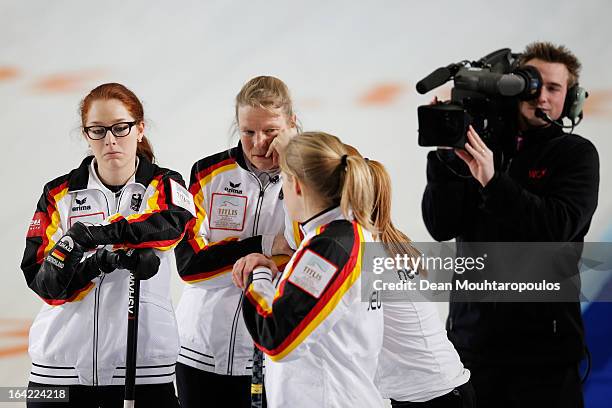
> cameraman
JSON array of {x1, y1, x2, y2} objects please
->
[{"x1": 422, "y1": 42, "x2": 599, "y2": 407}]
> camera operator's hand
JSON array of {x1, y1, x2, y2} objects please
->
[
  {"x1": 455, "y1": 126, "x2": 495, "y2": 187},
  {"x1": 116, "y1": 248, "x2": 161, "y2": 280}
]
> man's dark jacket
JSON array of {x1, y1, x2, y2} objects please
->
[{"x1": 422, "y1": 124, "x2": 599, "y2": 365}]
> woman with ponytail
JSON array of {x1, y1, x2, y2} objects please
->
[
  {"x1": 232, "y1": 131, "x2": 385, "y2": 407},
  {"x1": 344, "y1": 146, "x2": 475, "y2": 407},
  {"x1": 21, "y1": 83, "x2": 194, "y2": 407}
]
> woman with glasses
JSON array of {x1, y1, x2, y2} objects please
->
[{"x1": 21, "y1": 83, "x2": 195, "y2": 407}]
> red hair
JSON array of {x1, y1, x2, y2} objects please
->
[{"x1": 80, "y1": 83, "x2": 155, "y2": 162}]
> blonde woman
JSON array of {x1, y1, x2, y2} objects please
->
[
  {"x1": 174, "y1": 76, "x2": 297, "y2": 407},
  {"x1": 232, "y1": 132, "x2": 386, "y2": 408}
]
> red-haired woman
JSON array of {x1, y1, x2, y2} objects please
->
[{"x1": 21, "y1": 83, "x2": 195, "y2": 407}]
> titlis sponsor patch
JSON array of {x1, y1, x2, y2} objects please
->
[
  {"x1": 72, "y1": 196, "x2": 91, "y2": 212},
  {"x1": 224, "y1": 181, "x2": 243, "y2": 194},
  {"x1": 46, "y1": 236, "x2": 74, "y2": 269}
]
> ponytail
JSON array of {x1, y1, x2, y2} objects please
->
[
  {"x1": 281, "y1": 132, "x2": 423, "y2": 274},
  {"x1": 137, "y1": 136, "x2": 155, "y2": 163},
  {"x1": 366, "y1": 159, "x2": 425, "y2": 274},
  {"x1": 340, "y1": 154, "x2": 375, "y2": 232}
]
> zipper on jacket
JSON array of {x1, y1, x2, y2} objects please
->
[
  {"x1": 227, "y1": 294, "x2": 244, "y2": 375},
  {"x1": 92, "y1": 273, "x2": 105, "y2": 385},
  {"x1": 225, "y1": 171, "x2": 273, "y2": 374},
  {"x1": 553, "y1": 319, "x2": 557, "y2": 334},
  {"x1": 253, "y1": 189, "x2": 265, "y2": 235},
  {"x1": 247, "y1": 173, "x2": 265, "y2": 236},
  {"x1": 247, "y1": 173, "x2": 275, "y2": 236}
]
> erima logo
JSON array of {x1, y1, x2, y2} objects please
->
[
  {"x1": 224, "y1": 181, "x2": 243, "y2": 194},
  {"x1": 72, "y1": 196, "x2": 91, "y2": 212}
]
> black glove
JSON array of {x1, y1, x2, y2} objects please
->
[
  {"x1": 42, "y1": 233, "x2": 86, "y2": 277},
  {"x1": 34, "y1": 235, "x2": 120, "y2": 300},
  {"x1": 92, "y1": 248, "x2": 119, "y2": 274},
  {"x1": 65, "y1": 222, "x2": 97, "y2": 250},
  {"x1": 115, "y1": 248, "x2": 161, "y2": 280}
]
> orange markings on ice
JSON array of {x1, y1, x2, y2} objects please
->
[
  {"x1": 31, "y1": 69, "x2": 107, "y2": 93},
  {"x1": 0, "y1": 66, "x2": 19, "y2": 81},
  {"x1": 0, "y1": 345, "x2": 29, "y2": 358},
  {"x1": 583, "y1": 89, "x2": 612, "y2": 117},
  {"x1": 359, "y1": 83, "x2": 406, "y2": 106},
  {"x1": 0, "y1": 318, "x2": 31, "y2": 358},
  {"x1": 0, "y1": 327, "x2": 29, "y2": 338}
]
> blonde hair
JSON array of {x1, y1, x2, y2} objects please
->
[
  {"x1": 235, "y1": 76, "x2": 295, "y2": 124},
  {"x1": 280, "y1": 132, "x2": 374, "y2": 231},
  {"x1": 280, "y1": 132, "x2": 424, "y2": 273}
]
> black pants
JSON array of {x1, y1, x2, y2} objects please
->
[
  {"x1": 468, "y1": 363, "x2": 583, "y2": 408},
  {"x1": 390, "y1": 381, "x2": 475, "y2": 407},
  {"x1": 176, "y1": 362, "x2": 266, "y2": 408},
  {"x1": 26, "y1": 381, "x2": 179, "y2": 407}
]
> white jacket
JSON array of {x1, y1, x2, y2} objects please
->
[
  {"x1": 375, "y1": 299, "x2": 470, "y2": 402},
  {"x1": 175, "y1": 144, "x2": 297, "y2": 375},
  {"x1": 21, "y1": 156, "x2": 195, "y2": 386},
  {"x1": 242, "y1": 207, "x2": 385, "y2": 408}
]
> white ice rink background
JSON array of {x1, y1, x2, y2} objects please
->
[{"x1": 1, "y1": 1, "x2": 611, "y2": 406}]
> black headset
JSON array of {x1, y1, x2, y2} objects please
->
[{"x1": 562, "y1": 83, "x2": 588, "y2": 122}]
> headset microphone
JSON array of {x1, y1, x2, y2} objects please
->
[{"x1": 534, "y1": 108, "x2": 576, "y2": 129}]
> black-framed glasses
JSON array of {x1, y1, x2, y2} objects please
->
[{"x1": 83, "y1": 121, "x2": 137, "y2": 140}]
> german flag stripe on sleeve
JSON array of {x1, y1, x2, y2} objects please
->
[
  {"x1": 38, "y1": 182, "x2": 69, "y2": 263},
  {"x1": 98, "y1": 174, "x2": 192, "y2": 251},
  {"x1": 188, "y1": 188, "x2": 208, "y2": 252},
  {"x1": 292, "y1": 221, "x2": 304, "y2": 248},
  {"x1": 181, "y1": 247, "x2": 288, "y2": 284},
  {"x1": 243, "y1": 221, "x2": 364, "y2": 361},
  {"x1": 42, "y1": 281, "x2": 96, "y2": 306},
  {"x1": 192, "y1": 158, "x2": 237, "y2": 193},
  {"x1": 245, "y1": 285, "x2": 273, "y2": 317},
  {"x1": 186, "y1": 158, "x2": 237, "y2": 253}
]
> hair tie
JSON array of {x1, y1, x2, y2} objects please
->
[
  {"x1": 364, "y1": 157, "x2": 370, "y2": 162},
  {"x1": 340, "y1": 154, "x2": 348, "y2": 169}
]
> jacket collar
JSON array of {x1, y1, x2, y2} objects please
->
[
  {"x1": 518, "y1": 123, "x2": 565, "y2": 151},
  {"x1": 300, "y1": 206, "x2": 346, "y2": 236},
  {"x1": 233, "y1": 141, "x2": 249, "y2": 170},
  {"x1": 68, "y1": 155, "x2": 156, "y2": 192}
]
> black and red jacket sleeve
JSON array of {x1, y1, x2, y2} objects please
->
[
  {"x1": 88, "y1": 170, "x2": 196, "y2": 250},
  {"x1": 21, "y1": 177, "x2": 98, "y2": 305},
  {"x1": 174, "y1": 159, "x2": 286, "y2": 287},
  {"x1": 242, "y1": 220, "x2": 363, "y2": 362}
]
